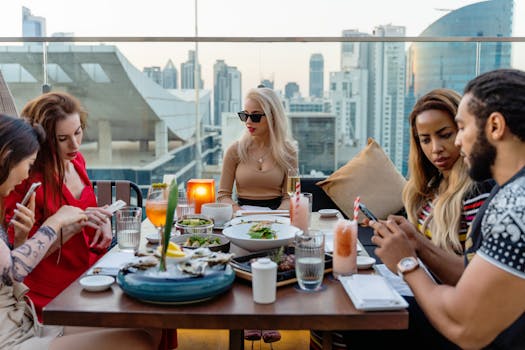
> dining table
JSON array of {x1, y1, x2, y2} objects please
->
[{"x1": 43, "y1": 212, "x2": 408, "y2": 350}]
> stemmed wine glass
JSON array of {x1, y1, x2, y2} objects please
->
[{"x1": 145, "y1": 183, "x2": 169, "y2": 239}]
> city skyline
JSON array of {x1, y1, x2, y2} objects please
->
[{"x1": 2, "y1": 0, "x2": 524, "y2": 97}]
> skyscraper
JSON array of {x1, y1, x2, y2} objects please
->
[
  {"x1": 143, "y1": 66, "x2": 162, "y2": 85},
  {"x1": 407, "y1": 0, "x2": 513, "y2": 98},
  {"x1": 341, "y1": 29, "x2": 370, "y2": 71},
  {"x1": 284, "y1": 82, "x2": 300, "y2": 99},
  {"x1": 22, "y1": 7, "x2": 46, "y2": 38},
  {"x1": 259, "y1": 79, "x2": 274, "y2": 89},
  {"x1": 162, "y1": 59, "x2": 178, "y2": 89},
  {"x1": 309, "y1": 54, "x2": 324, "y2": 98},
  {"x1": 181, "y1": 50, "x2": 203, "y2": 89},
  {"x1": 370, "y1": 24, "x2": 406, "y2": 171},
  {"x1": 213, "y1": 60, "x2": 242, "y2": 127}
]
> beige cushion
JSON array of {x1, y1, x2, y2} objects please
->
[{"x1": 316, "y1": 138, "x2": 406, "y2": 220}]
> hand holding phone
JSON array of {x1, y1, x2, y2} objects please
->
[
  {"x1": 106, "y1": 200, "x2": 127, "y2": 214},
  {"x1": 358, "y1": 202, "x2": 378, "y2": 221},
  {"x1": 10, "y1": 182, "x2": 41, "y2": 225}
]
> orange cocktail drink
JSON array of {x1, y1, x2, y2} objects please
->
[
  {"x1": 145, "y1": 200, "x2": 168, "y2": 228},
  {"x1": 332, "y1": 219, "x2": 357, "y2": 278}
]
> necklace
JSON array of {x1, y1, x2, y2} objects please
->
[{"x1": 253, "y1": 149, "x2": 270, "y2": 170}]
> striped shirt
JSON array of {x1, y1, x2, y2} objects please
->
[{"x1": 418, "y1": 180, "x2": 494, "y2": 248}]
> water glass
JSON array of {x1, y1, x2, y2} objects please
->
[
  {"x1": 116, "y1": 206, "x2": 142, "y2": 252},
  {"x1": 295, "y1": 230, "x2": 325, "y2": 292},
  {"x1": 175, "y1": 189, "x2": 194, "y2": 219}
]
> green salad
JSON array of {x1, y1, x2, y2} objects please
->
[
  {"x1": 248, "y1": 222, "x2": 276, "y2": 239},
  {"x1": 184, "y1": 235, "x2": 221, "y2": 247},
  {"x1": 178, "y1": 218, "x2": 212, "y2": 226}
]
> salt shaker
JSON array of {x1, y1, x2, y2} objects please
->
[{"x1": 251, "y1": 258, "x2": 277, "y2": 304}]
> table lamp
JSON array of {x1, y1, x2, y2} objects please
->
[{"x1": 186, "y1": 179, "x2": 215, "y2": 214}]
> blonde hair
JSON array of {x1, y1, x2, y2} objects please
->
[
  {"x1": 403, "y1": 88, "x2": 473, "y2": 253},
  {"x1": 237, "y1": 87, "x2": 296, "y2": 171}
]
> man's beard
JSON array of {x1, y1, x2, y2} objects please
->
[{"x1": 468, "y1": 129, "x2": 496, "y2": 182}]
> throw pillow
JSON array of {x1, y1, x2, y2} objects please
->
[{"x1": 316, "y1": 138, "x2": 406, "y2": 220}]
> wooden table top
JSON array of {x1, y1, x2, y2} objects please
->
[{"x1": 43, "y1": 212, "x2": 408, "y2": 332}]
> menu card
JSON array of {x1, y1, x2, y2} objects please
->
[{"x1": 339, "y1": 274, "x2": 408, "y2": 311}]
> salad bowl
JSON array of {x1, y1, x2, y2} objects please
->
[{"x1": 222, "y1": 223, "x2": 300, "y2": 251}]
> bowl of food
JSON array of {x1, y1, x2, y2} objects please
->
[
  {"x1": 175, "y1": 214, "x2": 214, "y2": 234},
  {"x1": 172, "y1": 233, "x2": 230, "y2": 253},
  {"x1": 222, "y1": 222, "x2": 300, "y2": 251}
]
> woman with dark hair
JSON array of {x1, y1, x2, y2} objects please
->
[
  {"x1": 4, "y1": 92, "x2": 112, "y2": 319},
  {"x1": 0, "y1": 114, "x2": 159, "y2": 350}
]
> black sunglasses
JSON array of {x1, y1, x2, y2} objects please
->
[{"x1": 237, "y1": 111, "x2": 265, "y2": 123}]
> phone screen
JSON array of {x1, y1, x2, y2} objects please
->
[{"x1": 358, "y1": 202, "x2": 378, "y2": 221}]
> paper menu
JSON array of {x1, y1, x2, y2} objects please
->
[{"x1": 339, "y1": 274, "x2": 408, "y2": 311}]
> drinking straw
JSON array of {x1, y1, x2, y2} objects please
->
[
  {"x1": 353, "y1": 196, "x2": 360, "y2": 221},
  {"x1": 295, "y1": 180, "x2": 301, "y2": 212}
]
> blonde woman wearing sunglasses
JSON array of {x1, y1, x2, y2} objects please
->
[{"x1": 218, "y1": 86, "x2": 297, "y2": 213}]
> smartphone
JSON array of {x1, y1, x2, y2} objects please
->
[
  {"x1": 9, "y1": 182, "x2": 41, "y2": 225},
  {"x1": 358, "y1": 202, "x2": 378, "y2": 221},
  {"x1": 106, "y1": 199, "x2": 127, "y2": 214},
  {"x1": 20, "y1": 182, "x2": 41, "y2": 206}
]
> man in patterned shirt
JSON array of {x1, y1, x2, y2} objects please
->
[{"x1": 370, "y1": 68, "x2": 525, "y2": 349}]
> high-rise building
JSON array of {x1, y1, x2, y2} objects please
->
[
  {"x1": 162, "y1": 59, "x2": 178, "y2": 89},
  {"x1": 289, "y1": 113, "x2": 336, "y2": 174},
  {"x1": 329, "y1": 70, "x2": 368, "y2": 166},
  {"x1": 341, "y1": 29, "x2": 370, "y2": 71},
  {"x1": 213, "y1": 60, "x2": 242, "y2": 127},
  {"x1": 407, "y1": 0, "x2": 513, "y2": 98},
  {"x1": 22, "y1": 7, "x2": 46, "y2": 38},
  {"x1": 309, "y1": 54, "x2": 324, "y2": 98},
  {"x1": 284, "y1": 82, "x2": 300, "y2": 99},
  {"x1": 369, "y1": 24, "x2": 406, "y2": 172},
  {"x1": 143, "y1": 66, "x2": 162, "y2": 85},
  {"x1": 259, "y1": 79, "x2": 274, "y2": 89},
  {"x1": 181, "y1": 50, "x2": 203, "y2": 89}
]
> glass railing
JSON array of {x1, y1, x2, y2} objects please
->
[{"x1": 0, "y1": 36, "x2": 524, "y2": 192}]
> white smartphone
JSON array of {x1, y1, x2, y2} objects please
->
[
  {"x1": 106, "y1": 200, "x2": 127, "y2": 214},
  {"x1": 20, "y1": 182, "x2": 42, "y2": 206},
  {"x1": 10, "y1": 182, "x2": 41, "y2": 225}
]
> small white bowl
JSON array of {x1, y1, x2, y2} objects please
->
[
  {"x1": 80, "y1": 275, "x2": 114, "y2": 292},
  {"x1": 357, "y1": 256, "x2": 376, "y2": 270},
  {"x1": 318, "y1": 209, "x2": 339, "y2": 218},
  {"x1": 145, "y1": 232, "x2": 160, "y2": 244}
]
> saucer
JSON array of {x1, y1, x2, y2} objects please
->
[
  {"x1": 357, "y1": 256, "x2": 376, "y2": 270},
  {"x1": 318, "y1": 209, "x2": 339, "y2": 218},
  {"x1": 145, "y1": 232, "x2": 160, "y2": 244},
  {"x1": 80, "y1": 275, "x2": 114, "y2": 292}
]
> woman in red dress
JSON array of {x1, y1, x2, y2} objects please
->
[{"x1": 4, "y1": 92, "x2": 113, "y2": 320}]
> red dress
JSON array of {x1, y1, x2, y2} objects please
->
[{"x1": 4, "y1": 152, "x2": 104, "y2": 320}]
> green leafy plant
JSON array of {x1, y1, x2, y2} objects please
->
[{"x1": 159, "y1": 179, "x2": 178, "y2": 271}]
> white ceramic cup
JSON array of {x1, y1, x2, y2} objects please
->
[{"x1": 201, "y1": 203, "x2": 233, "y2": 227}]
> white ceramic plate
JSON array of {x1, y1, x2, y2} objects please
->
[
  {"x1": 145, "y1": 232, "x2": 160, "y2": 244},
  {"x1": 222, "y1": 223, "x2": 299, "y2": 251},
  {"x1": 357, "y1": 256, "x2": 376, "y2": 270},
  {"x1": 80, "y1": 275, "x2": 114, "y2": 292},
  {"x1": 318, "y1": 209, "x2": 339, "y2": 218},
  {"x1": 225, "y1": 215, "x2": 290, "y2": 227}
]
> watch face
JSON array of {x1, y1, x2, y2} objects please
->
[{"x1": 400, "y1": 258, "x2": 416, "y2": 269}]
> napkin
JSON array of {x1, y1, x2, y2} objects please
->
[
  {"x1": 339, "y1": 274, "x2": 407, "y2": 310},
  {"x1": 236, "y1": 206, "x2": 289, "y2": 217}
]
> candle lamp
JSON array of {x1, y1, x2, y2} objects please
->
[{"x1": 186, "y1": 179, "x2": 215, "y2": 214}]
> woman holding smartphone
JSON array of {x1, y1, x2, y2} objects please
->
[
  {"x1": 0, "y1": 113, "x2": 159, "y2": 350},
  {"x1": 4, "y1": 92, "x2": 112, "y2": 320}
]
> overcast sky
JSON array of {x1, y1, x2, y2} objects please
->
[{"x1": 2, "y1": 0, "x2": 523, "y2": 95}]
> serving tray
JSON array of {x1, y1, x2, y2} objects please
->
[{"x1": 230, "y1": 246, "x2": 332, "y2": 287}]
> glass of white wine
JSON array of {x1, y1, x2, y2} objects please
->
[{"x1": 287, "y1": 168, "x2": 300, "y2": 197}]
